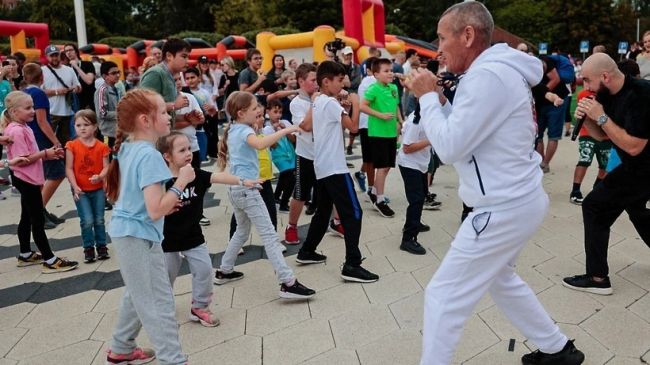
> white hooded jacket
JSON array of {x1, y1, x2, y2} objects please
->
[{"x1": 420, "y1": 43, "x2": 544, "y2": 210}]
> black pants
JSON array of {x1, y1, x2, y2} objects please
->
[
  {"x1": 583, "y1": 166, "x2": 650, "y2": 277},
  {"x1": 399, "y1": 165, "x2": 427, "y2": 241},
  {"x1": 230, "y1": 180, "x2": 277, "y2": 239},
  {"x1": 300, "y1": 174, "x2": 362, "y2": 266},
  {"x1": 12, "y1": 174, "x2": 55, "y2": 260},
  {"x1": 274, "y1": 169, "x2": 295, "y2": 207},
  {"x1": 205, "y1": 116, "x2": 219, "y2": 159}
]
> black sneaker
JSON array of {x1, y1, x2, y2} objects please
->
[
  {"x1": 346, "y1": 145, "x2": 353, "y2": 155},
  {"x1": 97, "y1": 246, "x2": 110, "y2": 260},
  {"x1": 44, "y1": 209, "x2": 65, "y2": 224},
  {"x1": 400, "y1": 239, "x2": 427, "y2": 255},
  {"x1": 42, "y1": 257, "x2": 79, "y2": 274},
  {"x1": 562, "y1": 274, "x2": 612, "y2": 295},
  {"x1": 374, "y1": 201, "x2": 395, "y2": 218},
  {"x1": 296, "y1": 251, "x2": 327, "y2": 264},
  {"x1": 425, "y1": 192, "x2": 437, "y2": 202},
  {"x1": 366, "y1": 190, "x2": 377, "y2": 204},
  {"x1": 569, "y1": 191, "x2": 584, "y2": 205},
  {"x1": 84, "y1": 247, "x2": 96, "y2": 263},
  {"x1": 279, "y1": 279, "x2": 315, "y2": 299},
  {"x1": 341, "y1": 264, "x2": 379, "y2": 283},
  {"x1": 104, "y1": 199, "x2": 113, "y2": 211},
  {"x1": 43, "y1": 212, "x2": 57, "y2": 230},
  {"x1": 278, "y1": 204, "x2": 290, "y2": 213},
  {"x1": 213, "y1": 269, "x2": 244, "y2": 285},
  {"x1": 423, "y1": 199, "x2": 442, "y2": 210},
  {"x1": 305, "y1": 204, "x2": 316, "y2": 215},
  {"x1": 16, "y1": 251, "x2": 43, "y2": 267},
  {"x1": 401, "y1": 224, "x2": 430, "y2": 233},
  {"x1": 522, "y1": 340, "x2": 585, "y2": 365}
]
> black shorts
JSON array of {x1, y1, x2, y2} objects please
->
[
  {"x1": 359, "y1": 128, "x2": 373, "y2": 163},
  {"x1": 292, "y1": 155, "x2": 316, "y2": 201},
  {"x1": 370, "y1": 136, "x2": 397, "y2": 168}
]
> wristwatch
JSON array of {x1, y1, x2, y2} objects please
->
[
  {"x1": 597, "y1": 114, "x2": 609, "y2": 127},
  {"x1": 2, "y1": 159, "x2": 8, "y2": 168}
]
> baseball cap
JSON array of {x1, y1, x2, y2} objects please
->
[
  {"x1": 342, "y1": 46, "x2": 353, "y2": 55},
  {"x1": 45, "y1": 45, "x2": 60, "y2": 56},
  {"x1": 198, "y1": 55, "x2": 208, "y2": 63}
]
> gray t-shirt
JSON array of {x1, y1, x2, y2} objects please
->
[{"x1": 238, "y1": 67, "x2": 259, "y2": 91}]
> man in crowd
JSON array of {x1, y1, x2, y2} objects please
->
[
  {"x1": 406, "y1": 2, "x2": 584, "y2": 364},
  {"x1": 563, "y1": 53, "x2": 650, "y2": 296},
  {"x1": 238, "y1": 48, "x2": 265, "y2": 93}
]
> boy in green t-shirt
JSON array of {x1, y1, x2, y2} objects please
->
[{"x1": 360, "y1": 58, "x2": 402, "y2": 218}]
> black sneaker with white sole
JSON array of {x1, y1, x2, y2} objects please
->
[
  {"x1": 400, "y1": 239, "x2": 427, "y2": 255},
  {"x1": 562, "y1": 274, "x2": 612, "y2": 295},
  {"x1": 296, "y1": 251, "x2": 327, "y2": 264},
  {"x1": 374, "y1": 201, "x2": 395, "y2": 217},
  {"x1": 341, "y1": 264, "x2": 379, "y2": 283},
  {"x1": 279, "y1": 280, "x2": 316, "y2": 299},
  {"x1": 213, "y1": 269, "x2": 244, "y2": 285},
  {"x1": 569, "y1": 191, "x2": 584, "y2": 205},
  {"x1": 521, "y1": 340, "x2": 585, "y2": 365}
]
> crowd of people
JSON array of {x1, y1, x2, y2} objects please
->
[{"x1": 0, "y1": 2, "x2": 649, "y2": 364}]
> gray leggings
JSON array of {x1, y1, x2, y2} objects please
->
[
  {"x1": 165, "y1": 243, "x2": 213, "y2": 309},
  {"x1": 220, "y1": 186, "x2": 294, "y2": 284},
  {"x1": 110, "y1": 236, "x2": 187, "y2": 365}
]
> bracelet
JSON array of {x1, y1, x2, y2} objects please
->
[
  {"x1": 43, "y1": 149, "x2": 48, "y2": 159},
  {"x1": 238, "y1": 177, "x2": 244, "y2": 186},
  {"x1": 168, "y1": 186, "x2": 183, "y2": 198}
]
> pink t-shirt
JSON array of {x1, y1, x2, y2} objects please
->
[{"x1": 4, "y1": 122, "x2": 45, "y2": 186}]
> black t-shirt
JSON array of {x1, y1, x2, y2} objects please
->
[
  {"x1": 535, "y1": 56, "x2": 570, "y2": 108},
  {"x1": 74, "y1": 60, "x2": 96, "y2": 110},
  {"x1": 162, "y1": 169, "x2": 212, "y2": 252},
  {"x1": 597, "y1": 76, "x2": 650, "y2": 174}
]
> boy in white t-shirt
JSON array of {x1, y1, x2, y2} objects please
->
[
  {"x1": 295, "y1": 61, "x2": 379, "y2": 283},
  {"x1": 173, "y1": 72, "x2": 204, "y2": 167},
  {"x1": 353, "y1": 57, "x2": 378, "y2": 196},
  {"x1": 396, "y1": 110, "x2": 432, "y2": 255}
]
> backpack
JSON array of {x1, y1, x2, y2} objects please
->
[{"x1": 548, "y1": 54, "x2": 575, "y2": 84}]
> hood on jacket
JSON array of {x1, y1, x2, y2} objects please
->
[{"x1": 470, "y1": 43, "x2": 543, "y2": 87}]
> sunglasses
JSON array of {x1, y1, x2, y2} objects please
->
[{"x1": 109, "y1": 71, "x2": 121, "y2": 75}]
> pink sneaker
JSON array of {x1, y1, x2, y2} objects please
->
[
  {"x1": 106, "y1": 347, "x2": 155, "y2": 364},
  {"x1": 190, "y1": 307, "x2": 220, "y2": 327}
]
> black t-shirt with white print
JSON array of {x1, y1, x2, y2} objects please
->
[{"x1": 162, "y1": 168, "x2": 212, "y2": 252}]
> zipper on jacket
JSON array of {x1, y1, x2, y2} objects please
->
[{"x1": 471, "y1": 155, "x2": 486, "y2": 196}]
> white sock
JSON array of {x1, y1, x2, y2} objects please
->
[
  {"x1": 285, "y1": 278, "x2": 296, "y2": 287},
  {"x1": 333, "y1": 218, "x2": 340, "y2": 225},
  {"x1": 45, "y1": 256, "x2": 57, "y2": 265},
  {"x1": 20, "y1": 252, "x2": 32, "y2": 258},
  {"x1": 377, "y1": 194, "x2": 385, "y2": 202}
]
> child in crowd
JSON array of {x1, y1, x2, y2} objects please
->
[
  {"x1": 278, "y1": 70, "x2": 298, "y2": 123},
  {"x1": 285, "y1": 63, "x2": 319, "y2": 244},
  {"x1": 65, "y1": 110, "x2": 111, "y2": 263},
  {"x1": 185, "y1": 67, "x2": 218, "y2": 164},
  {"x1": 158, "y1": 132, "x2": 260, "y2": 327},
  {"x1": 216, "y1": 91, "x2": 315, "y2": 299},
  {"x1": 104, "y1": 88, "x2": 192, "y2": 365},
  {"x1": 94, "y1": 61, "x2": 123, "y2": 151},
  {"x1": 173, "y1": 72, "x2": 203, "y2": 168},
  {"x1": 1, "y1": 91, "x2": 78, "y2": 273},
  {"x1": 228, "y1": 103, "x2": 280, "y2": 245},
  {"x1": 296, "y1": 61, "x2": 379, "y2": 283},
  {"x1": 265, "y1": 99, "x2": 296, "y2": 212},
  {"x1": 360, "y1": 58, "x2": 402, "y2": 218},
  {"x1": 353, "y1": 57, "x2": 378, "y2": 195},
  {"x1": 396, "y1": 108, "x2": 432, "y2": 255}
]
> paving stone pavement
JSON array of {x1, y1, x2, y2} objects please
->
[{"x1": 0, "y1": 140, "x2": 649, "y2": 365}]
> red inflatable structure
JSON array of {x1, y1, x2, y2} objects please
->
[{"x1": 0, "y1": 20, "x2": 50, "y2": 63}]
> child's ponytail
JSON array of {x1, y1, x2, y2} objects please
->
[
  {"x1": 216, "y1": 123, "x2": 230, "y2": 171},
  {"x1": 105, "y1": 128, "x2": 124, "y2": 202}
]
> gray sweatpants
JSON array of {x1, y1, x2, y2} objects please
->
[
  {"x1": 165, "y1": 243, "x2": 213, "y2": 309},
  {"x1": 220, "y1": 186, "x2": 294, "y2": 284},
  {"x1": 111, "y1": 236, "x2": 187, "y2": 365}
]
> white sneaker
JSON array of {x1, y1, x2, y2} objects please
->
[{"x1": 0, "y1": 191, "x2": 6, "y2": 200}]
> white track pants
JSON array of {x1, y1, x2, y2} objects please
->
[{"x1": 420, "y1": 189, "x2": 567, "y2": 365}]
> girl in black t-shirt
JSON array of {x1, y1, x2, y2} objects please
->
[{"x1": 157, "y1": 132, "x2": 260, "y2": 327}]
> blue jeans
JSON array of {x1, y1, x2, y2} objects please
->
[
  {"x1": 74, "y1": 189, "x2": 107, "y2": 249},
  {"x1": 196, "y1": 130, "x2": 208, "y2": 162}
]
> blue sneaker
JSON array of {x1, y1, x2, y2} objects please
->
[{"x1": 354, "y1": 171, "x2": 366, "y2": 192}]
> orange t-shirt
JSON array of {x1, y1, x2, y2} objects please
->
[
  {"x1": 65, "y1": 139, "x2": 111, "y2": 192},
  {"x1": 576, "y1": 89, "x2": 609, "y2": 140}
]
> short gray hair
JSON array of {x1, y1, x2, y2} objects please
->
[{"x1": 442, "y1": 1, "x2": 494, "y2": 48}]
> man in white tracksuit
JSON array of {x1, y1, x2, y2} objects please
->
[{"x1": 406, "y1": 3, "x2": 585, "y2": 365}]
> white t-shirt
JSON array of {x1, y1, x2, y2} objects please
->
[
  {"x1": 396, "y1": 113, "x2": 431, "y2": 173},
  {"x1": 290, "y1": 93, "x2": 314, "y2": 160},
  {"x1": 357, "y1": 75, "x2": 376, "y2": 129},
  {"x1": 403, "y1": 61, "x2": 412, "y2": 76},
  {"x1": 262, "y1": 119, "x2": 292, "y2": 136},
  {"x1": 41, "y1": 64, "x2": 80, "y2": 116},
  {"x1": 176, "y1": 91, "x2": 201, "y2": 152},
  {"x1": 312, "y1": 94, "x2": 348, "y2": 179}
]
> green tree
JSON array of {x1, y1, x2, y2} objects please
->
[
  {"x1": 384, "y1": 0, "x2": 457, "y2": 41},
  {"x1": 492, "y1": 0, "x2": 556, "y2": 46},
  {"x1": 211, "y1": 0, "x2": 265, "y2": 36}
]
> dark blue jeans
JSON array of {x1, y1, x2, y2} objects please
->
[
  {"x1": 399, "y1": 165, "x2": 427, "y2": 242},
  {"x1": 74, "y1": 188, "x2": 107, "y2": 249}
]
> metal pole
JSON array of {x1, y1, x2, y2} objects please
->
[
  {"x1": 637, "y1": 18, "x2": 640, "y2": 42},
  {"x1": 73, "y1": 0, "x2": 88, "y2": 47}
]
